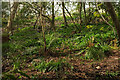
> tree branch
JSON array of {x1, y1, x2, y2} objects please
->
[{"x1": 95, "y1": 3, "x2": 116, "y2": 36}]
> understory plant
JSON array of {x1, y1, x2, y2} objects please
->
[
  {"x1": 32, "y1": 58, "x2": 73, "y2": 73},
  {"x1": 85, "y1": 44, "x2": 111, "y2": 60}
]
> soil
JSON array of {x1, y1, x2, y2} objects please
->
[{"x1": 2, "y1": 49, "x2": 120, "y2": 80}]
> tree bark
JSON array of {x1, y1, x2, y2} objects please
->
[
  {"x1": 83, "y1": 2, "x2": 87, "y2": 26},
  {"x1": 51, "y1": 2, "x2": 55, "y2": 30},
  {"x1": 40, "y1": 3, "x2": 47, "y2": 54},
  {"x1": 105, "y1": 2, "x2": 120, "y2": 41},
  {"x1": 33, "y1": 12, "x2": 40, "y2": 29},
  {"x1": 7, "y1": 2, "x2": 19, "y2": 35},
  {"x1": 62, "y1": 2, "x2": 67, "y2": 27},
  {"x1": 88, "y1": 2, "x2": 92, "y2": 23},
  {"x1": 118, "y1": 2, "x2": 120, "y2": 22},
  {"x1": 78, "y1": 2, "x2": 82, "y2": 24}
]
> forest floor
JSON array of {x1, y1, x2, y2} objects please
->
[
  {"x1": 3, "y1": 49, "x2": 119, "y2": 80},
  {"x1": 2, "y1": 25, "x2": 120, "y2": 79}
]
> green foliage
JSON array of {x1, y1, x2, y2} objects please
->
[
  {"x1": 3, "y1": 70, "x2": 30, "y2": 80},
  {"x1": 85, "y1": 46, "x2": 104, "y2": 60},
  {"x1": 85, "y1": 44, "x2": 111, "y2": 60},
  {"x1": 3, "y1": 62, "x2": 30, "y2": 80},
  {"x1": 3, "y1": 74, "x2": 16, "y2": 80},
  {"x1": 69, "y1": 23, "x2": 74, "y2": 27},
  {"x1": 66, "y1": 16, "x2": 71, "y2": 21},
  {"x1": 106, "y1": 71, "x2": 120, "y2": 77},
  {"x1": 2, "y1": 42, "x2": 10, "y2": 53},
  {"x1": 93, "y1": 11, "x2": 100, "y2": 17},
  {"x1": 2, "y1": 18, "x2": 8, "y2": 27},
  {"x1": 72, "y1": 12, "x2": 79, "y2": 19},
  {"x1": 47, "y1": 33, "x2": 61, "y2": 48},
  {"x1": 32, "y1": 58, "x2": 72, "y2": 73},
  {"x1": 61, "y1": 24, "x2": 64, "y2": 27},
  {"x1": 55, "y1": 16, "x2": 63, "y2": 21},
  {"x1": 7, "y1": 23, "x2": 116, "y2": 61},
  {"x1": 4, "y1": 23, "x2": 117, "y2": 71},
  {"x1": 16, "y1": 70, "x2": 30, "y2": 79},
  {"x1": 2, "y1": 2, "x2": 120, "y2": 79},
  {"x1": 86, "y1": 25, "x2": 93, "y2": 28},
  {"x1": 10, "y1": 26, "x2": 41, "y2": 52}
]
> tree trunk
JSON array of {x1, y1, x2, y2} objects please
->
[
  {"x1": 40, "y1": 3, "x2": 47, "y2": 54},
  {"x1": 83, "y1": 2, "x2": 87, "y2": 26},
  {"x1": 62, "y1": 2, "x2": 67, "y2": 27},
  {"x1": 118, "y1": 2, "x2": 120, "y2": 22},
  {"x1": 88, "y1": 2, "x2": 92, "y2": 23},
  {"x1": 7, "y1": 2, "x2": 19, "y2": 35},
  {"x1": 105, "y1": 2, "x2": 120, "y2": 41},
  {"x1": 51, "y1": 2, "x2": 55, "y2": 30},
  {"x1": 78, "y1": 2, "x2": 82, "y2": 24}
]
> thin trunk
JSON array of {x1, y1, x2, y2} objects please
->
[
  {"x1": 78, "y1": 2, "x2": 82, "y2": 24},
  {"x1": 83, "y1": 2, "x2": 87, "y2": 26},
  {"x1": 40, "y1": 3, "x2": 47, "y2": 54},
  {"x1": 88, "y1": 2, "x2": 91, "y2": 23},
  {"x1": 118, "y1": 2, "x2": 120, "y2": 22},
  {"x1": 105, "y1": 2, "x2": 120, "y2": 41},
  {"x1": 64, "y1": 6, "x2": 79, "y2": 30},
  {"x1": 7, "y1": 2, "x2": 19, "y2": 35},
  {"x1": 51, "y1": 2, "x2": 55, "y2": 30},
  {"x1": 62, "y1": 2, "x2": 67, "y2": 26}
]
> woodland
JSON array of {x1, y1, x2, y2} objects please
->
[{"x1": 2, "y1": 1, "x2": 120, "y2": 79}]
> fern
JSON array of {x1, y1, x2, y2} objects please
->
[
  {"x1": 32, "y1": 58, "x2": 72, "y2": 73},
  {"x1": 47, "y1": 33, "x2": 61, "y2": 49}
]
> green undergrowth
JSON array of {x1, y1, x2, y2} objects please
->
[
  {"x1": 4, "y1": 23, "x2": 118, "y2": 60},
  {"x1": 32, "y1": 58, "x2": 73, "y2": 73},
  {"x1": 2, "y1": 22, "x2": 119, "y2": 79}
]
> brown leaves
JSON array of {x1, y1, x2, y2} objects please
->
[
  {"x1": 88, "y1": 36, "x2": 94, "y2": 48},
  {"x1": 88, "y1": 41, "x2": 94, "y2": 48}
]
